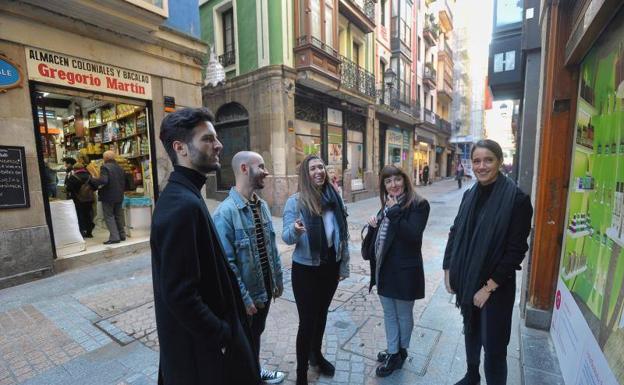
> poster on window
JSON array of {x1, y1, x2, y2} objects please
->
[{"x1": 552, "y1": 10, "x2": 624, "y2": 385}]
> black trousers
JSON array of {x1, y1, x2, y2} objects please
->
[
  {"x1": 463, "y1": 278, "x2": 516, "y2": 385},
  {"x1": 292, "y1": 259, "x2": 339, "y2": 372},
  {"x1": 249, "y1": 291, "x2": 272, "y2": 366},
  {"x1": 74, "y1": 201, "x2": 94, "y2": 235}
]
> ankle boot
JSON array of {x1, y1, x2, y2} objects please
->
[
  {"x1": 375, "y1": 352, "x2": 404, "y2": 377},
  {"x1": 309, "y1": 352, "x2": 335, "y2": 377},
  {"x1": 454, "y1": 364, "x2": 480, "y2": 385}
]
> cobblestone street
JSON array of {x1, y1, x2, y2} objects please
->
[{"x1": 0, "y1": 179, "x2": 523, "y2": 385}]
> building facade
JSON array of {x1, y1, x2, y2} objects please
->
[{"x1": 0, "y1": 0, "x2": 207, "y2": 287}]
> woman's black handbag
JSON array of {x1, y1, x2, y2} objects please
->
[{"x1": 361, "y1": 224, "x2": 377, "y2": 261}]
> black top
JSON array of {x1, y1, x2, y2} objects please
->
[
  {"x1": 249, "y1": 194, "x2": 272, "y2": 295},
  {"x1": 174, "y1": 165, "x2": 207, "y2": 191},
  {"x1": 443, "y1": 183, "x2": 533, "y2": 286}
]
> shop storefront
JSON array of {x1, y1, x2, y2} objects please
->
[
  {"x1": 380, "y1": 123, "x2": 412, "y2": 174},
  {"x1": 550, "y1": 9, "x2": 624, "y2": 384},
  {"x1": 0, "y1": 8, "x2": 206, "y2": 287}
]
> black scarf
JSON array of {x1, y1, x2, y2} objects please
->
[
  {"x1": 448, "y1": 174, "x2": 517, "y2": 327},
  {"x1": 300, "y1": 184, "x2": 348, "y2": 260}
]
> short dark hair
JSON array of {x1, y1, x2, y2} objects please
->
[
  {"x1": 159, "y1": 107, "x2": 215, "y2": 164},
  {"x1": 62, "y1": 157, "x2": 76, "y2": 165},
  {"x1": 471, "y1": 139, "x2": 504, "y2": 161}
]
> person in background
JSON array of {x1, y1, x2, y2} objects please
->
[
  {"x1": 456, "y1": 161, "x2": 465, "y2": 189},
  {"x1": 366, "y1": 165, "x2": 430, "y2": 377},
  {"x1": 65, "y1": 161, "x2": 95, "y2": 238},
  {"x1": 214, "y1": 151, "x2": 285, "y2": 384},
  {"x1": 151, "y1": 107, "x2": 259, "y2": 385},
  {"x1": 444, "y1": 139, "x2": 533, "y2": 385},
  {"x1": 326, "y1": 166, "x2": 342, "y2": 197},
  {"x1": 282, "y1": 155, "x2": 350, "y2": 385},
  {"x1": 43, "y1": 160, "x2": 58, "y2": 198},
  {"x1": 62, "y1": 157, "x2": 76, "y2": 177},
  {"x1": 89, "y1": 150, "x2": 126, "y2": 244},
  {"x1": 422, "y1": 163, "x2": 430, "y2": 186}
]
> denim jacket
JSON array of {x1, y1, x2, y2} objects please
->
[
  {"x1": 214, "y1": 188, "x2": 284, "y2": 307},
  {"x1": 281, "y1": 193, "x2": 350, "y2": 278}
]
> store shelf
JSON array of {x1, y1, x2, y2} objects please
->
[
  {"x1": 575, "y1": 144, "x2": 594, "y2": 155},
  {"x1": 102, "y1": 132, "x2": 144, "y2": 144},
  {"x1": 562, "y1": 265, "x2": 588, "y2": 280},
  {"x1": 567, "y1": 229, "x2": 591, "y2": 238},
  {"x1": 606, "y1": 227, "x2": 624, "y2": 247},
  {"x1": 116, "y1": 108, "x2": 143, "y2": 120}
]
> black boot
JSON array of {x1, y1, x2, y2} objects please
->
[
  {"x1": 454, "y1": 364, "x2": 480, "y2": 385},
  {"x1": 375, "y1": 352, "x2": 404, "y2": 377},
  {"x1": 377, "y1": 348, "x2": 408, "y2": 362},
  {"x1": 296, "y1": 369, "x2": 308, "y2": 385},
  {"x1": 309, "y1": 352, "x2": 335, "y2": 377}
]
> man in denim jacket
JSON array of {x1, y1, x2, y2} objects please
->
[{"x1": 214, "y1": 151, "x2": 285, "y2": 384}]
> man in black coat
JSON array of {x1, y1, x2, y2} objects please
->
[
  {"x1": 90, "y1": 150, "x2": 126, "y2": 244},
  {"x1": 151, "y1": 107, "x2": 260, "y2": 385}
]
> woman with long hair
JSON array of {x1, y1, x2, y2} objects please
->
[
  {"x1": 444, "y1": 139, "x2": 532, "y2": 385},
  {"x1": 366, "y1": 165, "x2": 430, "y2": 377},
  {"x1": 282, "y1": 155, "x2": 350, "y2": 385}
]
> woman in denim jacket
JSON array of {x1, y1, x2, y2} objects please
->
[{"x1": 282, "y1": 155, "x2": 349, "y2": 385}]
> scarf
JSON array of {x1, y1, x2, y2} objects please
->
[
  {"x1": 448, "y1": 175, "x2": 517, "y2": 328},
  {"x1": 300, "y1": 184, "x2": 349, "y2": 260},
  {"x1": 374, "y1": 193, "x2": 406, "y2": 287}
]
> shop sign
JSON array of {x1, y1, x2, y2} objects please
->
[
  {"x1": 0, "y1": 56, "x2": 22, "y2": 92},
  {"x1": 25, "y1": 47, "x2": 152, "y2": 100},
  {"x1": 0, "y1": 146, "x2": 29, "y2": 209}
]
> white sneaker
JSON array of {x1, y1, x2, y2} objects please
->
[{"x1": 260, "y1": 368, "x2": 285, "y2": 384}]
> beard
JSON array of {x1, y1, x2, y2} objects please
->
[
  {"x1": 188, "y1": 142, "x2": 220, "y2": 173},
  {"x1": 249, "y1": 167, "x2": 265, "y2": 190}
]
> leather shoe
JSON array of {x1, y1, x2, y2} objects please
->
[
  {"x1": 309, "y1": 352, "x2": 335, "y2": 377},
  {"x1": 103, "y1": 240, "x2": 120, "y2": 245},
  {"x1": 376, "y1": 352, "x2": 404, "y2": 377},
  {"x1": 377, "y1": 348, "x2": 407, "y2": 362},
  {"x1": 120, "y1": 237, "x2": 126, "y2": 241}
]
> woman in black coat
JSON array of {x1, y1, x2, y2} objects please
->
[
  {"x1": 367, "y1": 165, "x2": 430, "y2": 377},
  {"x1": 444, "y1": 139, "x2": 532, "y2": 385},
  {"x1": 65, "y1": 162, "x2": 95, "y2": 238}
]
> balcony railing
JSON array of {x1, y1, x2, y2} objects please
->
[
  {"x1": 424, "y1": 64, "x2": 437, "y2": 85},
  {"x1": 412, "y1": 100, "x2": 421, "y2": 119},
  {"x1": 295, "y1": 35, "x2": 339, "y2": 58},
  {"x1": 437, "y1": 116, "x2": 452, "y2": 135},
  {"x1": 377, "y1": 85, "x2": 401, "y2": 109},
  {"x1": 340, "y1": 55, "x2": 376, "y2": 98},
  {"x1": 346, "y1": 0, "x2": 375, "y2": 22},
  {"x1": 219, "y1": 51, "x2": 236, "y2": 67},
  {"x1": 424, "y1": 108, "x2": 436, "y2": 125}
]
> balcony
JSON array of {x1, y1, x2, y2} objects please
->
[
  {"x1": 423, "y1": 108, "x2": 437, "y2": 126},
  {"x1": 376, "y1": 89, "x2": 421, "y2": 123},
  {"x1": 437, "y1": 116, "x2": 452, "y2": 135},
  {"x1": 377, "y1": 85, "x2": 401, "y2": 110},
  {"x1": 411, "y1": 100, "x2": 421, "y2": 119},
  {"x1": 423, "y1": 19, "x2": 439, "y2": 46},
  {"x1": 340, "y1": 55, "x2": 376, "y2": 100},
  {"x1": 423, "y1": 64, "x2": 437, "y2": 90},
  {"x1": 438, "y1": 41, "x2": 453, "y2": 66},
  {"x1": 438, "y1": 0, "x2": 453, "y2": 32},
  {"x1": 219, "y1": 51, "x2": 236, "y2": 67},
  {"x1": 339, "y1": 0, "x2": 376, "y2": 34},
  {"x1": 438, "y1": 81, "x2": 453, "y2": 102},
  {"x1": 294, "y1": 35, "x2": 341, "y2": 89}
]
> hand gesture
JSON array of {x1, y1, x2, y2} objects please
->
[
  {"x1": 367, "y1": 215, "x2": 378, "y2": 228},
  {"x1": 246, "y1": 303, "x2": 258, "y2": 315},
  {"x1": 294, "y1": 218, "x2": 306, "y2": 235},
  {"x1": 386, "y1": 195, "x2": 398, "y2": 208},
  {"x1": 473, "y1": 287, "x2": 490, "y2": 308}
]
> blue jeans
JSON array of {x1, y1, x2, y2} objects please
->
[{"x1": 379, "y1": 295, "x2": 415, "y2": 354}]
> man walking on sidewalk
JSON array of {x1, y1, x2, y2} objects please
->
[
  {"x1": 90, "y1": 150, "x2": 126, "y2": 244},
  {"x1": 214, "y1": 151, "x2": 286, "y2": 384},
  {"x1": 151, "y1": 108, "x2": 259, "y2": 385}
]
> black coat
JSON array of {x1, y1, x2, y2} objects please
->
[
  {"x1": 91, "y1": 161, "x2": 125, "y2": 203},
  {"x1": 151, "y1": 171, "x2": 260, "y2": 385},
  {"x1": 65, "y1": 169, "x2": 90, "y2": 201},
  {"x1": 373, "y1": 198, "x2": 430, "y2": 301}
]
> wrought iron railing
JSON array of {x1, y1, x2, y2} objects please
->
[
  {"x1": 437, "y1": 116, "x2": 452, "y2": 134},
  {"x1": 424, "y1": 108, "x2": 436, "y2": 125},
  {"x1": 411, "y1": 100, "x2": 421, "y2": 119},
  {"x1": 340, "y1": 55, "x2": 376, "y2": 98},
  {"x1": 423, "y1": 19, "x2": 439, "y2": 42},
  {"x1": 346, "y1": 0, "x2": 375, "y2": 23},
  {"x1": 219, "y1": 51, "x2": 236, "y2": 67},
  {"x1": 377, "y1": 84, "x2": 401, "y2": 109},
  {"x1": 295, "y1": 35, "x2": 339, "y2": 58}
]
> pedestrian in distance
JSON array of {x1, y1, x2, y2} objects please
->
[
  {"x1": 151, "y1": 107, "x2": 260, "y2": 385},
  {"x1": 456, "y1": 161, "x2": 465, "y2": 189},
  {"x1": 65, "y1": 161, "x2": 95, "y2": 238},
  {"x1": 213, "y1": 151, "x2": 286, "y2": 384},
  {"x1": 422, "y1": 163, "x2": 430, "y2": 185},
  {"x1": 282, "y1": 155, "x2": 350, "y2": 385},
  {"x1": 89, "y1": 150, "x2": 126, "y2": 244},
  {"x1": 443, "y1": 139, "x2": 533, "y2": 385},
  {"x1": 366, "y1": 165, "x2": 430, "y2": 377}
]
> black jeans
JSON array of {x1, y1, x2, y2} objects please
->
[
  {"x1": 74, "y1": 201, "x2": 94, "y2": 235},
  {"x1": 249, "y1": 292, "x2": 272, "y2": 366},
  {"x1": 463, "y1": 278, "x2": 515, "y2": 385},
  {"x1": 292, "y1": 259, "x2": 339, "y2": 372}
]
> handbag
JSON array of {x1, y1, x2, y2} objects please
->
[{"x1": 360, "y1": 223, "x2": 378, "y2": 261}]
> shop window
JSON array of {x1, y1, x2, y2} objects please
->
[
  {"x1": 493, "y1": 50, "x2": 515, "y2": 73},
  {"x1": 347, "y1": 129, "x2": 364, "y2": 190},
  {"x1": 295, "y1": 120, "x2": 321, "y2": 170},
  {"x1": 328, "y1": 125, "x2": 343, "y2": 185}
]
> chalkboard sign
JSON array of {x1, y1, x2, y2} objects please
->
[{"x1": 0, "y1": 146, "x2": 30, "y2": 209}]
